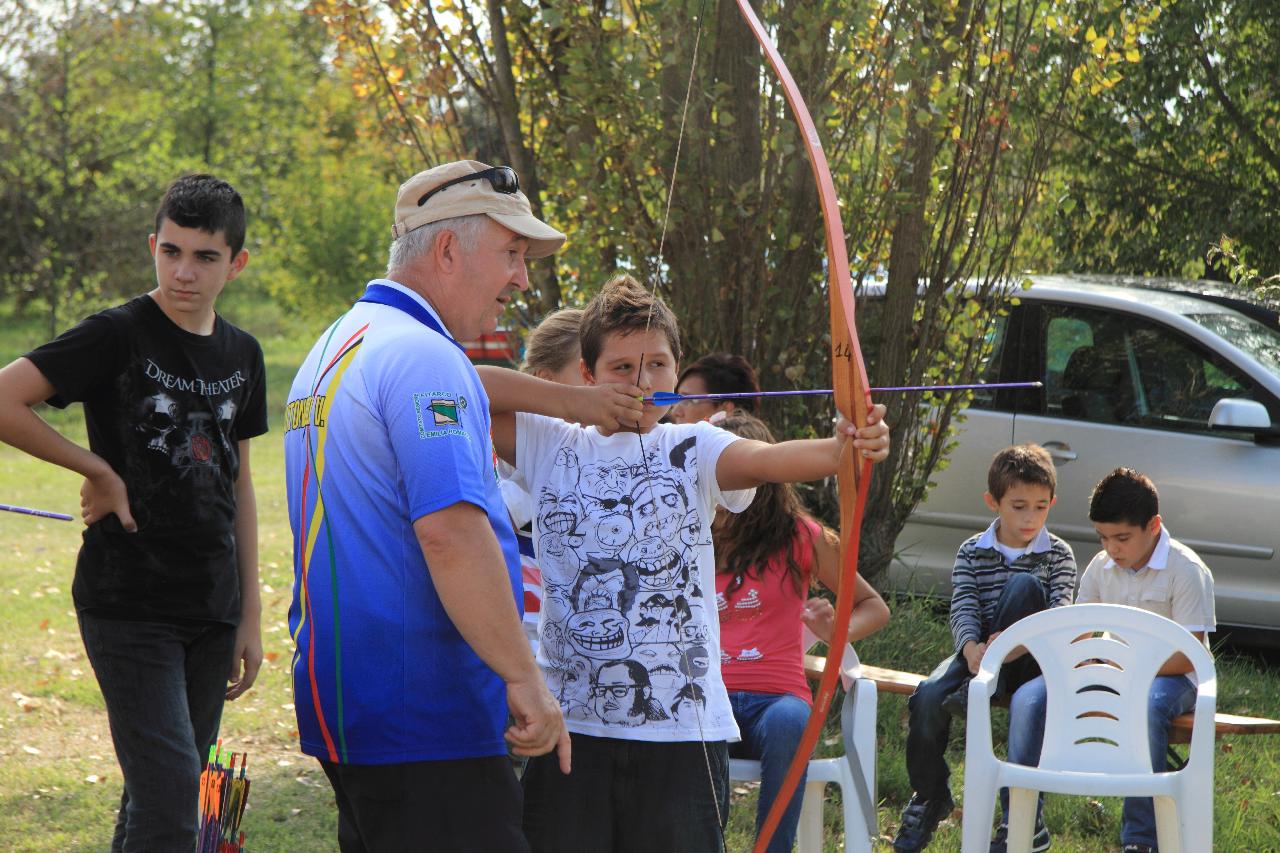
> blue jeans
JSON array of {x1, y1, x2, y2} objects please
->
[
  {"x1": 1007, "y1": 673, "x2": 1196, "y2": 848},
  {"x1": 729, "y1": 691, "x2": 811, "y2": 853},
  {"x1": 906, "y1": 572, "x2": 1047, "y2": 799},
  {"x1": 79, "y1": 614, "x2": 236, "y2": 853}
]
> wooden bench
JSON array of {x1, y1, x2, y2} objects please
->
[{"x1": 804, "y1": 655, "x2": 1280, "y2": 744}]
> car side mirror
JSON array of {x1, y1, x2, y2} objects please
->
[{"x1": 1208, "y1": 398, "x2": 1273, "y2": 432}]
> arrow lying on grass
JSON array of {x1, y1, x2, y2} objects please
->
[
  {"x1": 644, "y1": 380, "x2": 1043, "y2": 406},
  {"x1": 0, "y1": 503, "x2": 73, "y2": 521}
]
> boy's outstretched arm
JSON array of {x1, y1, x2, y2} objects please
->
[
  {"x1": 476, "y1": 366, "x2": 643, "y2": 465},
  {"x1": 226, "y1": 439, "x2": 263, "y2": 701},
  {"x1": 0, "y1": 358, "x2": 136, "y2": 530},
  {"x1": 715, "y1": 402, "x2": 889, "y2": 491}
]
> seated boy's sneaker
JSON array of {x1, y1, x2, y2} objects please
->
[
  {"x1": 940, "y1": 682, "x2": 969, "y2": 719},
  {"x1": 989, "y1": 817, "x2": 1051, "y2": 853},
  {"x1": 892, "y1": 791, "x2": 955, "y2": 851},
  {"x1": 1121, "y1": 846, "x2": 1155, "y2": 853}
]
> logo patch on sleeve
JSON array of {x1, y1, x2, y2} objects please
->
[
  {"x1": 413, "y1": 392, "x2": 468, "y2": 439},
  {"x1": 431, "y1": 398, "x2": 459, "y2": 425}
]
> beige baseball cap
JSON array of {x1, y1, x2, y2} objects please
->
[{"x1": 391, "y1": 160, "x2": 566, "y2": 258}]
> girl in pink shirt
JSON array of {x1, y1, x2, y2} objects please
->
[{"x1": 714, "y1": 412, "x2": 890, "y2": 853}]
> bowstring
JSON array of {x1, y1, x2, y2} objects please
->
[{"x1": 629, "y1": 0, "x2": 725, "y2": 838}]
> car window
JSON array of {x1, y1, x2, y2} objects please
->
[
  {"x1": 1127, "y1": 324, "x2": 1259, "y2": 432},
  {"x1": 1042, "y1": 306, "x2": 1132, "y2": 422},
  {"x1": 965, "y1": 313, "x2": 1009, "y2": 411},
  {"x1": 1185, "y1": 312, "x2": 1280, "y2": 378},
  {"x1": 1043, "y1": 315, "x2": 1093, "y2": 408},
  {"x1": 1042, "y1": 304, "x2": 1266, "y2": 435}
]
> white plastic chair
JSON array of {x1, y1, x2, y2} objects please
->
[
  {"x1": 729, "y1": 631, "x2": 878, "y2": 853},
  {"x1": 960, "y1": 603, "x2": 1216, "y2": 853}
]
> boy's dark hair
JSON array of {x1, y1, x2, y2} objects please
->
[
  {"x1": 154, "y1": 174, "x2": 247, "y2": 256},
  {"x1": 677, "y1": 353, "x2": 761, "y2": 413},
  {"x1": 579, "y1": 275, "x2": 681, "y2": 372},
  {"x1": 987, "y1": 443, "x2": 1057, "y2": 501},
  {"x1": 1089, "y1": 467, "x2": 1159, "y2": 527}
]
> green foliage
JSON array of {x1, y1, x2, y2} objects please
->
[
  {"x1": 0, "y1": 3, "x2": 170, "y2": 335},
  {"x1": 254, "y1": 84, "x2": 399, "y2": 318},
  {"x1": 1207, "y1": 236, "x2": 1280, "y2": 306},
  {"x1": 1029, "y1": 0, "x2": 1280, "y2": 278},
  {"x1": 0, "y1": 0, "x2": 399, "y2": 333},
  {"x1": 311, "y1": 0, "x2": 1168, "y2": 577}
]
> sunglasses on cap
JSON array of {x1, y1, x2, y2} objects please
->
[{"x1": 417, "y1": 166, "x2": 520, "y2": 207}]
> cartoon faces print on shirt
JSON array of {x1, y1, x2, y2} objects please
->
[{"x1": 536, "y1": 438, "x2": 719, "y2": 731}]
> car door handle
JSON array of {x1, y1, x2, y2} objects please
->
[{"x1": 1041, "y1": 441, "x2": 1078, "y2": 463}]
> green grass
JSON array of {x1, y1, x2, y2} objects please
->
[{"x1": 3, "y1": 297, "x2": 1280, "y2": 851}]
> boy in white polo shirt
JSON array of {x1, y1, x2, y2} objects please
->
[{"x1": 1003, "y1": 467, "x2": 1215, "y2": 853}]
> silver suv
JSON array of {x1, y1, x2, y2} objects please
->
[{"x1": 886, "y1": 275, "x2": 1280, "y2": 633}]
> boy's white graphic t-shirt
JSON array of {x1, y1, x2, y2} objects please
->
[{"x1": 516, "y1": 414, "x2": 754, "y2": 742}]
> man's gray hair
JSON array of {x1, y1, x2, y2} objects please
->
[{"x1": 387, "y1": 213, "x2": 489, "y2": 274}]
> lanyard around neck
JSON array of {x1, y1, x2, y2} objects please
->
[{"x1": 356, "y1": 283, "x2": 465, "y2": 353}]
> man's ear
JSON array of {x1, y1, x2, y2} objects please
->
[
  {"x1": 433, "y1": 228, "x2": 459, "y2": 273},
  {"x1": 579, "y1": 357, "x2": 596, "y2": 386},
  {"x1": 148, "y1": 233, "x2": 158, "y2": 257}
]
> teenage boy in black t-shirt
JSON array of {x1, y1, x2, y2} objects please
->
[{"x1": 0, "y1": 174, "x2": 268, "y2": 851}]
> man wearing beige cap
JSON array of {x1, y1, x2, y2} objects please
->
[{"x1": 284, "y1": 161, "x2": 640, "y2": 852}]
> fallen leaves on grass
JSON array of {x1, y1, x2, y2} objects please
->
[{"x1": 12, "y1": 691, "x2": 41, "y2": 712}]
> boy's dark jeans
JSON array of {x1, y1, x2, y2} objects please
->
[
  {"x1": 79, "y1": 613, "x2": 236, "y2": 853},
  {"x1": 321, "y1": 755, "x2": 530, "y2": 853},
  {"x1": 522, "y1": 733, "x2": 730, "y2": 853},
  {"x1": 905, "y1": 572, "x2": 1047, "y2": 800}
]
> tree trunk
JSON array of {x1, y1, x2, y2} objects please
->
[{"x1": 487, "y1": 0, "x2": 560, "y2": 314}]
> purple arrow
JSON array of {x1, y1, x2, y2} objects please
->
[
  {"x1": 645, "y1": 381, "x2": 1042, "y2": 406},
  {"x1": 0, "y1": 503, "x2": 74, "y2": 521}
]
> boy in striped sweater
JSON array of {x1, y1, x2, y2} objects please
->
[{"x1": 893, "y1": 444, "x2": 1076, "y2": 852}]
